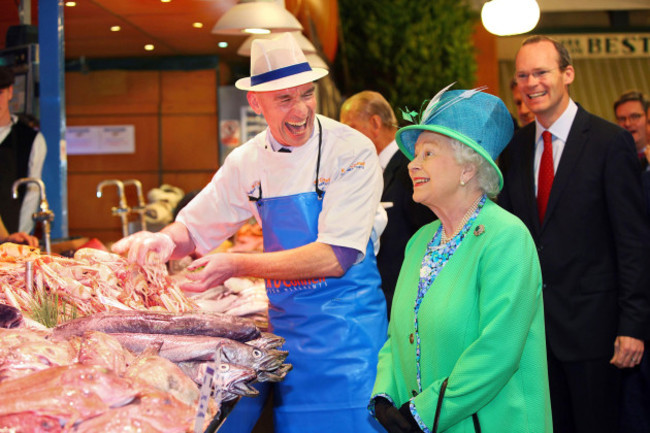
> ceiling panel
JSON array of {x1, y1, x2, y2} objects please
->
[{"x1": 0, "y1": 0, "x2": 648, "y2": 62}]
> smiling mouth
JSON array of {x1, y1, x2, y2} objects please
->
[
  {"x1": 413, "y1": 178, "x2": 429, "y2": 187},
  {"x1": 527, "y1": 91, "x2": 547, "y2": 99},
  {"x1": 286, "y1": 120, "x2": 308, "y2": 135}
]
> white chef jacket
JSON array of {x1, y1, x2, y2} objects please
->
[{"x1": 177, "y1": 115, "x2": 387, "y2": 261}]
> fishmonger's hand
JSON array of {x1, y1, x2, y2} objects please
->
[
  {"x1": 180, "y1": 253, "x2": 236, "y2": 292},
  {"x1": 112, "y1": 231, "x2": 175, "y2": 266}
]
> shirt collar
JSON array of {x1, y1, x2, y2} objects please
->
[
  {"x1": 534, "y1": 99, "x2": 578, "y2": 143},
  {"x1": 378, "y1": 140, "x2": 398, "y2": 171}
]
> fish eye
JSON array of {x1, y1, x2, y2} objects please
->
[
  {"x1": 219, "y1": 363, "x2": 230, "y2": 372},
  {"x1": 253, "y1": 349, "x2": 262, "y2": 358}
]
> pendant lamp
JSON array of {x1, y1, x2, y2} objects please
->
[
  {"x1": 481, "y1": 0, "x2": 540, "y2": 36},
  {"x1": 212, "y1": 0, "x2": 303, "y2": 35}
]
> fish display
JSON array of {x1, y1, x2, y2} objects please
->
[{"x1": 52, "y1": 310, "x2": 261, "y2": 341}]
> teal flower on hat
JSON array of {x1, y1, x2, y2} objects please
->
[{"x1": 396, "y1": 83, "x2": 514, "y2": 190}]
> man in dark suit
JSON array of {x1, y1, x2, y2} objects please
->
[
  {"x1": 499, "y1": 35, "x2": 650, "y2": 433},
  {"x1": 614, "y1": 90, "x2": 649, "y2": 171},
  {"x1": 340, "y1": 91, "x2": 432, "y2": 317}
]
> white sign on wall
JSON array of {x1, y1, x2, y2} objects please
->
[
  {"x1": 498, "y1": 33, "x2": 650, "y2": 60},
  {"x1": 66, "y1": 125, "x2": 135, "y2": 155}
]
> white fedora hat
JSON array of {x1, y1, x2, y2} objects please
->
[{"x1": 235, "y1": 32, "x2": 328, "y2": 92}]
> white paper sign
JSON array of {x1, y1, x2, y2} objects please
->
[{"x1": 66, "y1": 125, "x2": 135, "y2": 155}]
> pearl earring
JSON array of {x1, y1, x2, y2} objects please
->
[{"x1": 460, "y1": 180, "x2": 466, "y2": 186}]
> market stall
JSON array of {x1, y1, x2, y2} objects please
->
[{"x1": 0, "y1": 237, "x2": 286, "y2": 433}]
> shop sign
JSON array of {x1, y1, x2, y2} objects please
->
[{"x1": 498, "y1": 33, "x2": 650, "y2": 59}]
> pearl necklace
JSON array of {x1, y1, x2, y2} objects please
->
[{"x1": 440, "y1": 194, "x2": 483, "y2": 244}]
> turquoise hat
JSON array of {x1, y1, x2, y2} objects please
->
[{"x1": 396, "y1": 85, "x2": 514, "y2": 190}]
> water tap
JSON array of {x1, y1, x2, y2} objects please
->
[
  {"x1": 96, "y1": 179, "x2": 130, "y2": 237},
  {"x1": 12, "y1": 177, "x2": 54, "y2": 254}
]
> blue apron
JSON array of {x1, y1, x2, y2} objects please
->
[{"x1": 219, "y1": 122, "x2": 387, "y2": 433}]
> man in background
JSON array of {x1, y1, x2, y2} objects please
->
[
  {"x1": 511, "y1": 77, "x2": 535, "y2": 127},
  {"x1": 0, "y1": 65, "x2": 46, "y2": 235},
  {"x1": 340, "y1": 91, "x2": 432, "y2": 317},
  {"x1": 614, "y1": 90, "x2": 649, "y2": 171},
  {"x1": 499, "y1": 35, "x2": 650, "y2": 433}
]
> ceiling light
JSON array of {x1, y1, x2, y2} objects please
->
[
  {"x1": 65, "y1": 1, "x2": 76, "y2": 6},
  {"x1": 144, "y1": 44, "x2": 155, "y2": 51},
  {"x1": 237, "y1": 31, "x2": 316, "y2": 56},
  {"x1": 218, "y1": 42, "x2": 229, "y2": 48},
  {"x1": 111, "y1": 26, "x2": 121, "y2": 32},
  {"x1": 161, "y1": 0, "x2": 172, "y2": 3},
  {"x1": 193, "y1": 22, "x2": 204, "y2": 29},
  {"x1": 211, "y1": 0, "x2": 302, "y2": 35},
  {"x1": 481, "y1": 0, "x2": 540, "y2": 36}
]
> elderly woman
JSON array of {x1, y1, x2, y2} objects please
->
[{"x1": 369, "y1": 87, "x2": 552, "y2": 432}]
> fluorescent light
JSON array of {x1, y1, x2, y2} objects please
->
[
  {"x1": 218, "y1": 42, "x2": 229, "y2": 48},
  {"x1": 65, "y1": 1, "x2": 76, "y2": 6},
  {"x1": 144, "y1": 44, "x2": 155, "y2": 51},
  {"x1": 110, "y1": 26, "x2": 121, "y2": 32},
  {"x1": 193, "y1": 22, "x2": 204, "y2": 29}
]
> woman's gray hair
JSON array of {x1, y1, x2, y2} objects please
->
[{"x1": 447, "y1": 138, "x2": 501, "y2": 198}]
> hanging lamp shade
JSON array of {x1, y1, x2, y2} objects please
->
[
  {"x1": 212, "y1": 0, "x2": 303, "y2": 35},
  {"x1": 481, "y1": 0, "x2": 540, "y2": 36},
  {"x1": 237, "y1": 31, "x2": 316, "y2": 56}
]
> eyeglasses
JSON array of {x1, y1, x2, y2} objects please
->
[
  {"x1": 514, "y1": 68, "x2": 558, "y2": 83},
  {"x1": 616, "y1": 113, "x2": 645, "y2": 123}
]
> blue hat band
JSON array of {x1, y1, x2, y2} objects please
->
[{"x1": 250, "y1": 62, "x2": 312, "y2": 86}]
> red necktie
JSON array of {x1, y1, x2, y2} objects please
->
[{"x1": 537, "y1": 130, "x2": 554, "y2": 222}]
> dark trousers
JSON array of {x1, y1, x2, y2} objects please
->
[
  {"x1": 619, "y1": 349, "x2": 650, "y2": 433},
  {"x1": 547, "y1": 348, "x2": 622, "y2": 433}
]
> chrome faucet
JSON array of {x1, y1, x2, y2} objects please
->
[
  {"x1": 123, "y1": 179, "x2": 147, "y2": 232},
  {"x1": 96, "y1": 179, "x2": 130, "y2": 238},
  {"x1": 12, "y1": 177, "x2": 54, "y2": 254}
]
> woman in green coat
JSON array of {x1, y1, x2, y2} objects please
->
[{"x1": 369, "y1": 86, "x2": 552, "y2": 433}]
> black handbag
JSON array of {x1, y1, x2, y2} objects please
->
[{"x1": 432, "y1": 378, "x2": 481, "y2": 433}]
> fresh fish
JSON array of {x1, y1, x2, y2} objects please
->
[
  {"x1": 52, "y1": 310, "x2": 261, "y2": 341},
  {"x1": 177, "y1": 361, "x2": 259, "y2": 400},
  {"x1": 110, "y1": 333, "x2": 288, "y2": 372},
  {"x1": 0, "y1": 364, "x2": 141, "y2": 424},
  {"x1": 0, "y1": 412, "x2": 63, "y2": 432},
  {"x1": 126, "y1": 353, "x2": 200, "y2": 407},
  {"x1": 257, "y1": 363, "x2": 293, "y2": 383},
  {"x1": 73, "y1": 388, "x2": 195, "y2": 433},
  {"x1": 78, "y1": 331, "x2": 134, "y2": 376},
  {"x1": 246, "y1": 332, "x2": 286, "y2": 351},
  {"x1": 0, "y1": 303, "x2": 22, "y2": 329}
]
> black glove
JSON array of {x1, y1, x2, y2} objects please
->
[
  {"x1": 374, "y1": 397, "x2": 422, "y2": 433},
  {"x1": 399, "y1": 401, "x2": 423, "y2": 432}
]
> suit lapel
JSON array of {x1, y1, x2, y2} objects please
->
[{"x1": 542, "y1": 106, "x2": 589, "y2": 231}]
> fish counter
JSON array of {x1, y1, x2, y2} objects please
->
[{"x1": 0, "y1": 243, "x2": 288, "y2": 433}]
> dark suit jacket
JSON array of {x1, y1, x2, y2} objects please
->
[
  {"x1": 499, "y1": 105, "x2": 650, "y2": 362},
  {"x1": 378, "y1": 150, "x2": 433, "y2": 317}
]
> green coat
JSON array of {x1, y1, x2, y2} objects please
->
[{"x1": 372, "y1": 199, "x2": 552, "y2": 432}]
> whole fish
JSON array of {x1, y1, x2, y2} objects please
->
[
  {"x1": 111, "y1": 332, "x2": 288, "y2": 372},
  {"x1": 177, "y1": 361, "x2": 259, "y2": 400},
  {"x1": 0, "y1": 365, "x2": 141, "y2": 425},
  {"x1": 52, "y1": 310, "x2": 261, "y2": 341},
  {"x1": 73, "y1": 388, "x2": 195, "y2": 433},
  {"x1": 0, "y1": 303, "x2": 22, "y2": 329}
]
